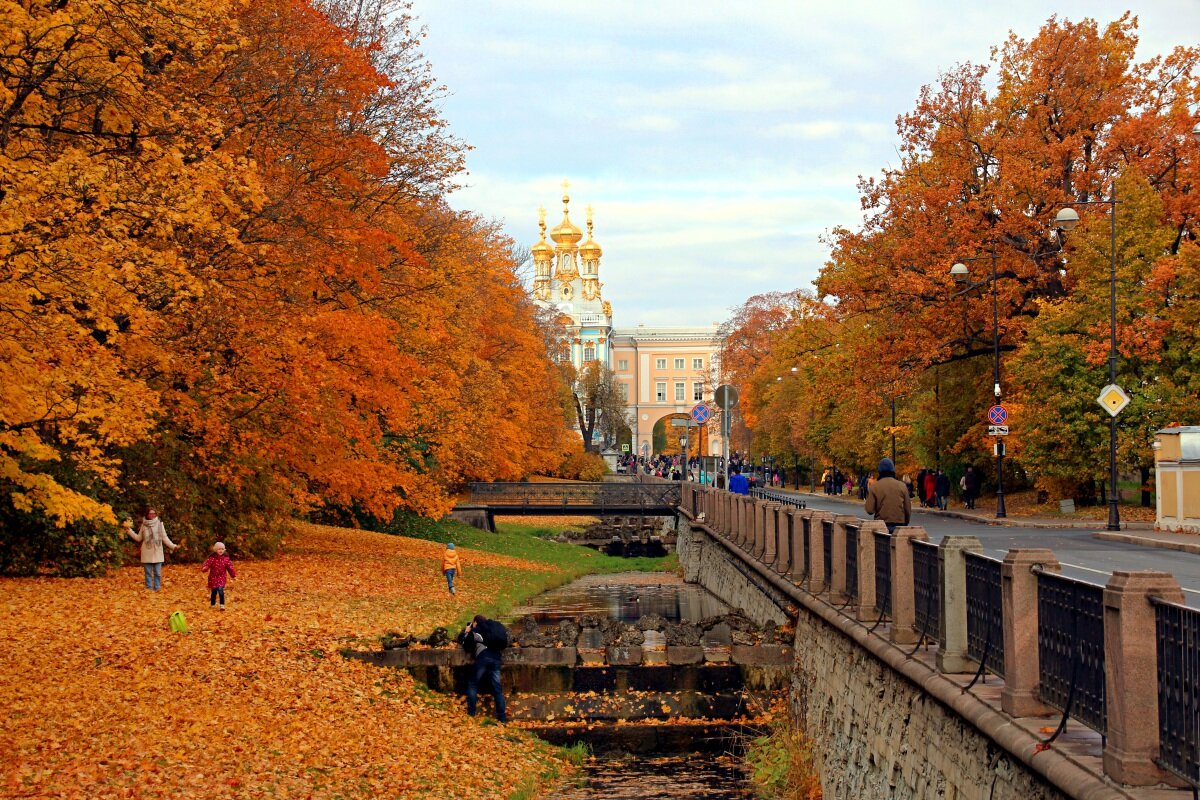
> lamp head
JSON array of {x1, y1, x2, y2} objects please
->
[
  {"x1": 1053, "y1": 207, "x2": 1080, "y2": 231},
  {"x1": 950, "y1": 263, "x2": 970, "y2": 283}
]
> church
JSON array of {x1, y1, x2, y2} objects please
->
[{"x1": 530, "y1": 183, "x2": 726, "y2": 459}]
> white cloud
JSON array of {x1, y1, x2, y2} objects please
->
[{"x1": 619, "y1": 114, "x2": 680, "y2": 133}]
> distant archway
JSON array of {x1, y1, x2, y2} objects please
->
[{"x1": 651, "y1": 413, "x2": 708, "y2": 456}]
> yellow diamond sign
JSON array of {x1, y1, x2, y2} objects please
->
[{"x1": 1097, "y1": 384, "x2": 1130, "y2": 417}]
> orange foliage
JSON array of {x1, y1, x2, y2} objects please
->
[
  {"x1": 723, "y1": 16, "x2": 1200, "y2": 485},
  {"x1": 1, "y1": 0, "x2": 572, "y2": 568},
  {"x1": 0, "y1": 523, "x2": 566, "y2": 798}
]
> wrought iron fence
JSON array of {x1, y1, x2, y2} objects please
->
[
  {"x1": 874, "y1": 531, "x2": 893, "y2": 618},
  {"x1": 1036, "y1": 570, "x2": 1106, "y2": 735},
  {"x1": 845, "y1": 523, "x2": 859, "y2": 600},
  {"x1": 965, "y1": 552, "x2": 1005, "y2": 678},
  {"x1": 750, "y1": 488, "x2": 807, "y2": 509},
  {"x1": 468, "y1": 481, "x2": 681, "y2": 509},
  {"x1": 822, "y1": 519, "x2": 833, "y2": 587},
  {"x1": 802, "y1": 517, "x2": 812, "y2": 581},
  {"x1": 912, "y1": 539, "x2": 940, "y2": 644},
  {"x1": 1154, "y1": 596, "x2": 1200, "y2": 791}
]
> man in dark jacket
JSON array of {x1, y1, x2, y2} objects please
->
[
  {"x1": 865, "y1": 458, "x2": 911, "y2": 533},
  {"x1": 460, "y1": 615, "x2": 507, "y2": 723}
]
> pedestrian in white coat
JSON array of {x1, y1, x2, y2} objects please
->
[{"x1": 127, "y1": 508, "x2": 178, "y2": 591}]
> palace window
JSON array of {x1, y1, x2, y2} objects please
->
[
  {"x1": 656, "y1": 358, "x2": 666, "y2": 370},
  {"x1": 693, "y1": 383, "x2": 704, "y2": 401},
  {"x1": 674, "y1": 382, "x2": 685, "y2": 401},
  {"x1": 618, "y1": 359, "x2": 629, "y2": 371},
  {"x1": 583, "y1": 344, "x2": 596, "y2": 362},
  {"x1": 617, "y1": 383, "x2": 629, "y2": 401},
  {"x1": 693, "y1": 358, "x2": 704, "y2": 370},
  {"x1": 656, "y1": 382, "x2": 666, "y2": 402},
  {"x1": 674, "y1": 358, "x2": 685, "y2": 369}
]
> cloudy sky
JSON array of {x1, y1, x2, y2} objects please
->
[{"x1": 412, "y1": 1, "x2": 1199, "y2": 328}]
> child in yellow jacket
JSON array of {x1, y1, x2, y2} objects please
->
[{"x1": 442, "y1": 543, "x2": 461, "y2": 595}]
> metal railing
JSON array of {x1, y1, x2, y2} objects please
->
[
  {"x1": 822, "y1": 519, "x2": 834, "y2": 587},
  {"x1": 468, "y1": 481, "x2": 681, "y2": 510},
  {"x1": 802, "y1": 517, "x2": 812, "y2": 581},
  {"x1": 965, "y1": 552, "x2": 1005, "y2": 678},
  {"x1": 1036, "y1": 570, "x2": 1107, "y2": 735},
  {"x1": 1153, "y1": 596, "x2": 1200, "y2": 791},
  {"x1": 845, "y1": 523, "x2": 859, "y2": 600},
  {"x1": 750, "y1": 488, "x2": 807, "y2": 509},
  {"x1": 778, "y1": 513, "x2": 793, "y2": 575},
  {"x1": 912, "y1": 539, "x2": 940, "y2": 644},
  {"x1": 874, "y1": 530, "x2": 893, "y2": 618}
]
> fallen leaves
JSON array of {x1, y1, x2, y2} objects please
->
[{"x1": 0, "y1": 522, "x2": 565, "y2": 798}]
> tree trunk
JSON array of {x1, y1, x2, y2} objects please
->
[{"x1": 1140, "y1": 465, "x2": 1152, "y2": 508}]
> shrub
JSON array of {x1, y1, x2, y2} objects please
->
[
  {"x1": 555, "y1": 451, "x2": 608, "y2": 481},
  {"x1": 0, "y1": 500, "x2": 126, "y2": 578},
  {"x1": 744, "y1": 718, "x2": 822, "y2": 799}
]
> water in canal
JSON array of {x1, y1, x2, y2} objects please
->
[{"x1": 516, "y1": 573, "x2": 758, "y2": 799}]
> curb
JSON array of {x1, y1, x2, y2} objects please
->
[{"x1": 1094, "y1": 531, "x2": 1200, "y2": 555}]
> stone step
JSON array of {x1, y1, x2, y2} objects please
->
[{"x1": 505, "y1": 690, "x2": 773, "y2": 722}]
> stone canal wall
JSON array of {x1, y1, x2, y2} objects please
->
[{"x1": 675, "y1": 519, "x2": 1092, "y2": 800}]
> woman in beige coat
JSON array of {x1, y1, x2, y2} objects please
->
[{"x1": 128, "y1": 508, "x2": 178, "y2": 590}]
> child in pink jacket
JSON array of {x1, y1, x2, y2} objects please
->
[{"x1": 201, "y1": 542, "x2": 237, "y2": 610}]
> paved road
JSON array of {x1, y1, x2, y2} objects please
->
[{"x1": 794, "y1": 493, "x2": 1200, "y2": 608}]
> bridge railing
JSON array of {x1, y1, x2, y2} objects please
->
[
  {"x1": 682, "y1": 484, "x2": 1197, "y2": 791},
  {"x1": 468, "y1": 481, "x2": 680, "y2": 510}
]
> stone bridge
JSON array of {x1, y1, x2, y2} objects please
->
[
  {"x1": 450, "y1": 478, "x2": 682, "y2": 531},
  {"x1": 675, "y1": 482, "x2": 1198, "y2": 800}
]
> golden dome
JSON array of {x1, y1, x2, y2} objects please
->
[
  {"x1": 579, "y1": 208, "x2": 602, "y2": 257},
  {"x1": 532, "y1": 206, "x2": 554, "y2": 256},
  {"x1": 550, "y1": 189, "x2": 583, "y2": 245}
]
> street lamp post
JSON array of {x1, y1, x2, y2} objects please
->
[
  {"x1": 1054, "y1": 188, "x2": 1121, "y2": 530},
  {"x1": 950, "y1": 235, "x2": 1007, "y2": 519}
]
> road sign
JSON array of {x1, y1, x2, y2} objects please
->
[
  {"x1": 690, "y1": 403, "x2": 713, "y2": 425},
  {"x1": 988, "y1": 425, "x2": 1009, "y2": 436},
  {"x1": 621, "y1": 443, "x2": 630, "y2": 452},
  {"x1": 671, "y1": 419, "x2": 698, "y2": 427},
  {"x1": 987, "y1": 405, "x2": 1009, "y2": 425},
  {"x1": 714, "y1": 384, "x2": 739, "y2": 410},
  {"x1": 1097, "y1": 384, "x2": 1130, "y2": 417}
]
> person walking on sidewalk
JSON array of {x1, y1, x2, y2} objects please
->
[
  {"x1": 962, "y1": 466, "x2": 980, "y2": 510},
  {"x1": 865, "y1": 458, "x2": 911, "y2": 534},
  {"x1": 935, "y1": 469, "x2": 950, "y2": 511}
]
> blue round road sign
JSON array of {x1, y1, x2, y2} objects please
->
[
  {"x1": 690, "y1": 403, "x2": 712, "y2": 425},
  {"x1": 987, "y1": 405, "x2": 1009, "y2": 425}
]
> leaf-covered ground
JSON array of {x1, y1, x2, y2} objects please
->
[{"x1": 1, "y1": 522, "x2": 570, "y2": 799}]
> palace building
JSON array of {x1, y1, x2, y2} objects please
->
[{"x1": 530, "y1": 184, "x2": 726, "y2": 459}]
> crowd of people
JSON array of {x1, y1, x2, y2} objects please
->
[{"x1": 819, "y1": 463, "x2": 982, "y2": 510}]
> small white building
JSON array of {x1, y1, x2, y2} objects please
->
[{"x1": 1154, "y1": 426, "x2": 1200, "y2": 534}]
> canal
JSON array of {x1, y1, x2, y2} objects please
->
[{"x1": 512, "y1": 573, "x2": 760, "y2": 799}]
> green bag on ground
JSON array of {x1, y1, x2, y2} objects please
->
[{"x1": 168, "y1": 610, "x2": 189, "y2": 634}]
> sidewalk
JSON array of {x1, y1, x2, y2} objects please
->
[{"x1": 754, "y1": 486, "x2": 1200, "y2": 555}]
